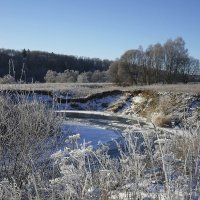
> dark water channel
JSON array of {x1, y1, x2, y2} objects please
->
[{"x1": 57, "y1": 111, "x2": 146, "y2": 155}]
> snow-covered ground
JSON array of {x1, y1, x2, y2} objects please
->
[{"x1": 1, "y1": 90, "x2": 200, "y2": 199}]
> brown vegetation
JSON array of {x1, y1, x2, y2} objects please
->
[{"x1": 109, "y1": 37, "x2": 200, "y2": 85}]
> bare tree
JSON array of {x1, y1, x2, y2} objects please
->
[{"x1": 109, "y1": 61, "x2": 120, "y2": 84}]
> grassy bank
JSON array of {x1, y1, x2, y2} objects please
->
[{"x1": 0, "y1": 83, "x2": 200, "y2": 97}]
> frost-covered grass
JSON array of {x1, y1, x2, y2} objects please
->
[
  {"x1": 1, "y1": 116, "x2": 200, "y2": 199},
  {"x1": 0, "y1": 94, "x2": 61, "y2": 198},
  {"x1": 0, "y1": 83, "x2": 116, "y2": 97},
  {"x1": 46, "y1": 124, "x2": 200, "y2": 200}
]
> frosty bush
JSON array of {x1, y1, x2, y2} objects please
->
[
  {"x1": 0, "y1": 178, "x2": 21, "y2": 199},
  {"x1": 0, "y1": 74, "x2": 15, "y2": 84},
  {"x1": 0, "y1": 94, "x2": 61, "y2": 188}
]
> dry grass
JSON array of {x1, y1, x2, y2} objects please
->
[
  {"x1": 134, "y1": 91, "x2": 159, "y2": 118},
  {"x1": 0, "y1": 83, "x2": 200, "y2": 97},
  {"x1": 132, "y1": 91, "x2": 190, "y2": 127},
  {"x1": 0, "y1": 82, "x2": 114, "y2": 92},
  {"x1": 132, "y1": 83, "x2": 200, "y2": 94},
  {"x1": 151, "y1": 112, "x2": 172, "y2": 127},
  {"x1": 149, "y1": 95, "x2": 174, "y2": 127}
]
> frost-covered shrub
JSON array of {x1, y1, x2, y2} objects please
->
[
  {"x1": 56, "y1": 70, "x2": 79, "y2": 83},
  {"x1": 0, "y1": 94, "x2": 61, "y2": 186},
  {"x1": 44, "y1": 70, "x2": 57, "y2": 82},
  {"x1": 49, "y1": 131, "x2": 149, "y2": 200},
  {"x1": 0, "y1": 74, "x2": 15, "y2": 84},
  {"x1": 77, "y1": 72, "x2": 92, "y2": 83},
  {"x1": 0, "y1": 178, "x2": 21, "y2": 200}
]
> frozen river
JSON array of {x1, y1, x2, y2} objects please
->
[{"x1": 57, "y1": 110, "x2": 146, "y2": 150}]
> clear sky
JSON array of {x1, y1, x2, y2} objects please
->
[{"x1": 0, "y1": 0, "x2": 199, "y2": 60}]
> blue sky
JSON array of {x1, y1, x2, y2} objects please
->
[{"x1": 0, "y1": 0, "x2": 199, "y2": 60}]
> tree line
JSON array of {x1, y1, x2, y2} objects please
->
[
  {"x1": 0, "y1": 48, "x2": 111, "y2": 82},
  {"x1": 109, "y1": 37, "x2": 200, "y2": 85},
  {"x1": 0, "y1": 37, "x2": 199, "y2": 85}
]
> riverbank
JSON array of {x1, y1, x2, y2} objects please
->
[
  {"x1": 52, "y1": 88, "x2": 200, "y2": 129},
  {"x1": 1, "y1": 83, "x2": 199, "y2": 129}
]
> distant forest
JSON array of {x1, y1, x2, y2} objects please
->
[
  {"x1": 0, "y1": 37, "x2": 200, "y2": 85},
  {"x1": 0, "y1": 48, "x2": 112, "y2": 82}
]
